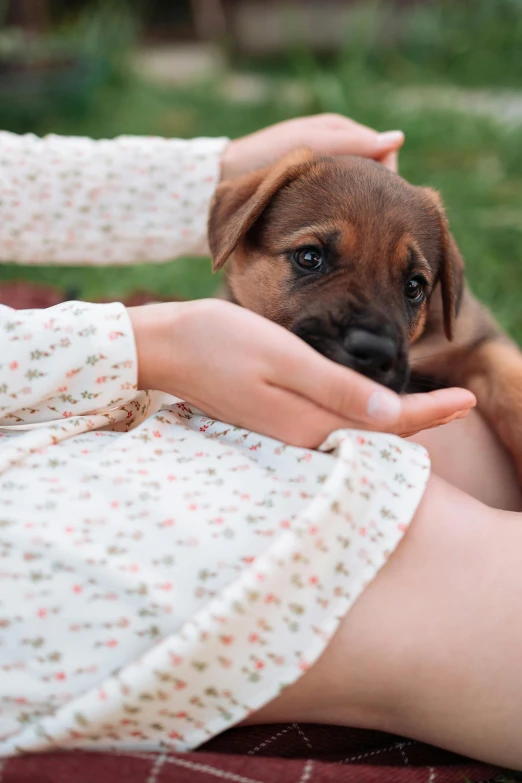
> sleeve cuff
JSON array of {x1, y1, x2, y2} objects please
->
[{"x1": 0, "y1": 301, "x2": 138, "y2": 424}]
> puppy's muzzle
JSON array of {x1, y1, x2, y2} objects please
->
[
  {"x1": 343, "y1": 328, "x2": 399, "y2": 383},
  {"x1": 291, "y1": 310, "x2": 409, "y2": 393}
]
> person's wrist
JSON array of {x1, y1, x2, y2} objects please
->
[
  {"x1": 220, "y1": 138, "x2": 247, "y2": 182},
  {"x1": 128, "y1": 299, "x2": 221, "y2": 393},
  {"x1": 127, "y1": 302, "x2": 183, "y2": 392}
]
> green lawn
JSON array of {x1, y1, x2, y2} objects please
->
[{"x1": 1, "y1": 11, "x2": 521, "y2": 342}]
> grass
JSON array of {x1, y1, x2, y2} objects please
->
[{"x1": 0, "y1": 0, "x2": 521, "y2": 341}]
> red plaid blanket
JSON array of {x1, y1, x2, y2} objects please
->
[
  {"x1": 0, "y1": 724, "x2": 504, "y2": 782},
  {"x1": 0, "y1": 280, "x2": 513, "y2": 783}
]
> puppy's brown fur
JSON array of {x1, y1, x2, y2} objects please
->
[{"x1": 208, "y1": 149, "x2": 522, "y2": 476}]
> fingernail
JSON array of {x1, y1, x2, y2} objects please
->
[
  {"x1": 377, "y1": 130, "x2": 405, "y2": 149},
  {"x1": 367, "y1": 391, "x2": 402, "y2": 422}
]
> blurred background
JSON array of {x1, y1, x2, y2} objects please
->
[{"x1": 0, "y1": 0, "x2": 521, "y2": 338}]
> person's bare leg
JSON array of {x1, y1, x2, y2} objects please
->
[
  {"x1": 246, "y1": 475, "x2": 522, "y2": 770},
  {"x1": 410, "y1": 409, "x2": 522, "y2": 510}
]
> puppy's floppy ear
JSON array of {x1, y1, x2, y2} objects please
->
[
  {"x1": 422, "y1": 187, "x2": 465, "y2": 341},
  {"x1": 208, "y1": 147, "x2": 316, "y2": 272}
]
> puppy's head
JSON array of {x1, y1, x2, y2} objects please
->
[{"x1": 209, "y1": 149, "x2": 464, "y2": 392}]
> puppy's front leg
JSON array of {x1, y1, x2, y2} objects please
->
[{"x1": 412, "y1": 287, "x2": 522, "y2": 481}]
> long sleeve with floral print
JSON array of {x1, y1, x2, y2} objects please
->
[
  {"x1": 0, "y1": 301, "x2": 137, "y2": 425},
  {"x1": 0, "y1": 132, "x2": 228, "y2": 264},
  {"x1": 0, "y1": 133, "x2": 228, "y2": 424}
]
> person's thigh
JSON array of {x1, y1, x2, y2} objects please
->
[
  {"x1": 246, "y1": 475, "x2": 522, "y2": 770},
  {"x1": 410, "y1": 409, "x2": 522, "y2": 510}
]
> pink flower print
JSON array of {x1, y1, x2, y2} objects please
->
[
  {"x1": 9, "y1": 361, "x2": 18, "y2": 370},
  {"x1": 159, "y1": 582, "x2": 173, "y2": 591},
  {"x1": 220, "y1": 635, "x2": 234, "y2": 646}
]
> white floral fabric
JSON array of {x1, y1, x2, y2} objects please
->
[
  {"x1": 0, "y1": 132, "x2": 227, "y2": 264},
  {"x1": 0, "y1": 133, "x2": 431, "y2": 757}
]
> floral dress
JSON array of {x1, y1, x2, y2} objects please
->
[{"x1": 0, "y1": 132, "x2": 431, "y2": 756}]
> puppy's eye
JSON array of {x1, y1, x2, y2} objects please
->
[
  {"x1": 293, "y1": 246, "x2": 323, "y2": 273},
  {"x1": 404, "y1": 276, "x2": 426, "y2": 304}
]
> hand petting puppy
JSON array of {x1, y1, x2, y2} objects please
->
[{"x1": 221, "y1": 113, "x2": 404, "y2": 180}]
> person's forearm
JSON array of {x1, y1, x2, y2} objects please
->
[{"x1": 0, "y1": 132, "x2": 228, "y2": 265}]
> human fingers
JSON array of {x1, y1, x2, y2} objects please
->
[
  {"x1": 378, "y1": 148, "x2": 399, "y2": 172},
  {"x1": 297, "y1": 125, "x2": 404, "y2": 160},
  {"x1": 272, "y1": 341, "x2": 475, "y2": 434},
  {"x1": 394, "y1": 388, "x2": 477, "y2": 437}
]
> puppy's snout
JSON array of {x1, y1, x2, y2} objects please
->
[
  {"x1": 343, "y1": 328, "x2": 399, "y2": 380},
  {"x1": 291, "y1": 308, "x2": 409, "y2": 392}
]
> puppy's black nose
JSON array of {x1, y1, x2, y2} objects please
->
[{"x1": 343, "y1": 328, "x2": 398, "y2": 377}]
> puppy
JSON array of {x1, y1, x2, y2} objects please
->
[{"x1": 208, "y1": 148, "x2": 522, "y2": 477}]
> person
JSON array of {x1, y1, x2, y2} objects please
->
[{"x1": 0, "y1": 115, "x2": 520, "y2": 769}]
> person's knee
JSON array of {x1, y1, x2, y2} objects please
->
[{"x1": 410, "y1": 410, "x2": 522, "y2": 510}]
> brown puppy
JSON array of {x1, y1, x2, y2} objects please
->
[{"x1": 208, "y1": 149, "x2": 522, "y2": 477}]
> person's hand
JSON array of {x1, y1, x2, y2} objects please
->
[
  {"x1": 221, "y1": 114, "x2": 404, "y2": 180},
  {"x1": 128, "y1": 299, "x2": 475, "y2": 448}
]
